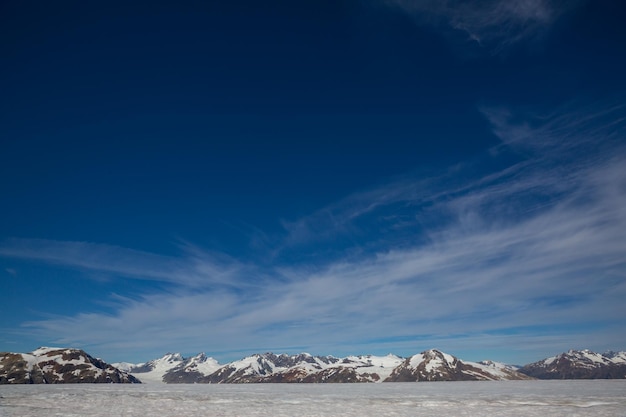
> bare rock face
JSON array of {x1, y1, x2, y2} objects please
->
[
  {"x1": 519, "y1": 349, "x2": 626, "y2": 379},
  {"x1": 0, "y1": 347, "x2": 140, "y2": 384}
]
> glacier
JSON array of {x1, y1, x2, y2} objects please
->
[{"x1": 1, "y1": 380, "x2": 625, "y2": 416}]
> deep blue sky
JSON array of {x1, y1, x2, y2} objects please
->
[{"x1": 1, "y1": 0, "x2": 625, "y2": 364}]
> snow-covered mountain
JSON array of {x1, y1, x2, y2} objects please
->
[
  {"x1": 519, "y1": 349, "x2": 626, "y2": 379},
  {"x1": 196, "y1": 352, "x2": 404, "y2": 383},
  {"x1": 5, "y1": 347, "x2": 624, "y2": 384},
  {"x1": 384, "y1": 349, "x2": 532, "y2": 381},
  {"x1": 605, "y1": 350, "x2": 626, "y2": 363},
  {"x1": 123, "y1": 350, "x2": 530, "y2": 383},
  {"x1": 118, "y1": 351, "x2": 405, "y2": 383},
  {"x1": 114, "y1": 352, "x2": 222, "y2": 383},
  {"x1": 163, "y1": 353, "x2": 222, "y2": 383},
  {"x1": 113, "y1": 352, "x2": 185, "y2": 383},
  {"x1": 0, "y1": 347, "x2": 140, "y2": 384}
]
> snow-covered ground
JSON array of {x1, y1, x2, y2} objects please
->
[{"x1": 1, "y1": 380, "x2": 624, "y2": 416}]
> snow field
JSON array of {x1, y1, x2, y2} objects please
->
[{"x1": 1, "y1": 380, "x2": 625, "y2": 417}]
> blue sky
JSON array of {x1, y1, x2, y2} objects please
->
[{"x1": 1, "y1": 0, "x2": 625, "y2": 365}]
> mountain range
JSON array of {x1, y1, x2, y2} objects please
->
[{"x1": 2, "y1": 347, "x2": 624, "y2": 384}]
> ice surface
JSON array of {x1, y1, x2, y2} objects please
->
[
  {"x1": 30, "y1": 347, "x2": 64, "y2": 356},
  {"x1": 1, "y1": 380, "x2": 624, "y2": 417},
  {"x1": 608, "y1": 351, "x2": 626, "y2": 364},
  {"x1": 111, "y1": 362, "x2": 135, "y2": 373},
  {"x1": 441, "y1": 352, "x2": 455, "y2": 365},
  {"x1": 544, "y1": 355, "x2": 557, "y2": 365},
  {"x1": 409, "y1": 353, "x2": 425, "y2": 368}
]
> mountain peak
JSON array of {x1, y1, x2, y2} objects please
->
[
  {"x1": 386, "y1": 349, "x2": 531, "y2": 382},
  {"x1": 1, "y1": 347, "x2": 139, "y2": 384},
  {"x1": 520, "y1": 349, "x2": 626, "y2": 379},
  {"x1": 161, "y1": 352, "x2": 184, "y2": 361}
]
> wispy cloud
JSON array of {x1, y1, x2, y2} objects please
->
[
  {"x1": 4, "y1": 101, "x2": 625, "y2": 363},
  {"x1": 0, "y1": 238, "x2": 247, "y2": 289},
  {"x1": 384, "y1": 0, "x2": 580, "y2": 52}
]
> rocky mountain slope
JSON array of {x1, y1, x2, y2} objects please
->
[
  {"x1": 0, "y1": 347, "x2": 140, "y2": 384},
  {"x1": 384, "y1": 349, "x2": 532, "y2": 381},
  {"x1": 519, "y1": 349, "x2": 626, "y2": 379}
]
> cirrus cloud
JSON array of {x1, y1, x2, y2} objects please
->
[{"x1": 383, "y1": 0, "x2": 582, "y2": 52}]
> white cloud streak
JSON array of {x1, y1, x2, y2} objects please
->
[
  {"x1": 384, "y1": 0, "x2": 579, "y2": 52},
  {"x1": 0, "y1": 239, "x2": 248, "y2": 289}
]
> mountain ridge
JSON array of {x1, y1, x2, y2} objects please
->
[
  {"x1": 115, "y1": 349, "x2": 530, "y2": 383},
  {"x1": 3, "y1": 347, "x2": 625, "y2": 384},
  {"x1": 117, "y1": 348, "x2": 626, "y2": 383}
]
